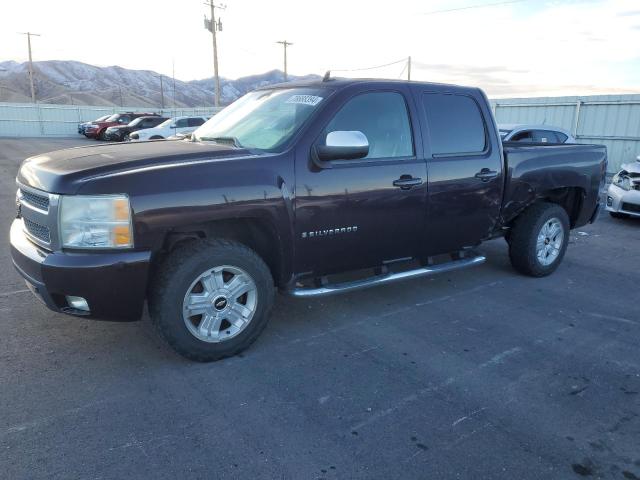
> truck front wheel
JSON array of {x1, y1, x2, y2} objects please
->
[
  {"x1": 508, "y1": 202, "x2": 570, "y2": 277},
  {"x1": 149, "y1": 239, "x2": 275, "y2": 362}
]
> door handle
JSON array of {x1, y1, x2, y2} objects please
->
[
  {"x1": 474, "y1": 168, "x2": 498, "y2": 182},
  {"x1": 393, "y1": 176, "x2": 423, "y2": 190}
]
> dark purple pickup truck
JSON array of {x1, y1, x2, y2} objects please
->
[{"x1": 10, "y1": 79, "x2": 607, "y2": 361}]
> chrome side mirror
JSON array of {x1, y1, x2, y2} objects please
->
[{"x1": 316, "y1": 131, "x2": 369, "y2": 161}]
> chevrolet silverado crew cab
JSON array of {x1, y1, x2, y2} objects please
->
[{"x1": 11, "y1": 79, "x2": 607, "y2": 362}]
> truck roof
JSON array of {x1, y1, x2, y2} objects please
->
[{"x1": 257, "y1": 77, "x2": 480, "y2": 93}]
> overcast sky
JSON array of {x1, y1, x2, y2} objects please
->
[{"x1": 1, "y1": 0, "x2": 639, "y2": 97}]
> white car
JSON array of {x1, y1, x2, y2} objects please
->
[
  {"x1": 498, "y1": 124, "x2": 576, "y2": 143},
  {"x1": 606, "y1": 155, "x2": 640, "y2": 219},
  {"x1": 129, "y1": 116, "x2": 209, "y2": 141}
]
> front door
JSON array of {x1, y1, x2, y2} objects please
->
[{"x1": 294, "y1": 90, "x2": 428, "y2": 276}]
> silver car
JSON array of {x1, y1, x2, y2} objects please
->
[
  {"x1": 606, "y1": 155, "x2": 640, "y2": 219},
  {"x1": 499, "y1": 124, "x2": 576, "y2": 143}
]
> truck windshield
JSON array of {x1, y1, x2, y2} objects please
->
[{"x1": 194, "y1": 88, "x2": 327, "y2": 151}]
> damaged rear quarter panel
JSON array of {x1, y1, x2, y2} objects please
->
[{"x1": 500, "y1": 143, "x2": 607, "y2": 226}]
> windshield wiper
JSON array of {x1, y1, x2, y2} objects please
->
[{"x1": 198, "y1": 136, "x2": 243, "y2": 148}]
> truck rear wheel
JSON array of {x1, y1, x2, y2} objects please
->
[
  {"x1": 149, "y1": 239, "x2": 275, "y2": 362},
  {"x1": 508, "y1": 202, "x2": 570, "y2": 277}
]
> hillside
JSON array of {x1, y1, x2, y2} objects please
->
[{"x1": 0, "y1": 60, "x2": 320, "y2": 107}]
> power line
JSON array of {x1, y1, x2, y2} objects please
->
[
  {"x1": 331, "y1": 57, "x2": 407, "y2": 73},
  {"x1": 422, "y1": 0, "x2": 527, "y2": 15}
]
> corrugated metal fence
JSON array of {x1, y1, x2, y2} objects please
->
[
  {"x1": 0, "y1": 102, "x2": 221, "y2": 138},
  {"x1": 491, "y1": 94, "x2": 640, "y2": 172}
]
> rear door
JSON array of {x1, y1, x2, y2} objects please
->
[
  {"x1": 420, "y1": 91, "x2": 503, "y2": 255},
  {"x1": 294, "y1": 88, "x2": 428, "y2": 275}
]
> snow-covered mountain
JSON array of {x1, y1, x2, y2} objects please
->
[{"x1": 0, "y1": 60, "x2": 320, "y2": 106}]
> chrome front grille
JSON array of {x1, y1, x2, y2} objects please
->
[
  {"x1": 17, "y1": 184, "x2": 59, "y2": 250},
  {"x1": 23, "y1": 217, "x2": 51, "y2": 243},
  {"x1": 19, "y1": 188, "x2": 50, "y2": 211}
]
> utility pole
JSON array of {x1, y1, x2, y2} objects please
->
[
  {"x1": 407, "y1": 56, "x2": 411, "y2": 81},
  {"x1": 276, "y1": 40, "x2": 293, "y2": 81},
  {"x1": 172, "y1": 60, "x2": 177, "y2": 111},
  {"x1": 19, "y1": 32, "x2": 40, "y2": 103},
  {"x1": 204, "y1": 1, "x2": 225, "y2": 107},
  {"x1": 159, "y1": 74, "x2": 165, "y2": 109}
]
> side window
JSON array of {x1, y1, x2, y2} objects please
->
[
  {"x1": 511, "y1": 130, "x2": 534, "y2": 142},
  {"x1": 323, "y1": 92, "x2": 413, "y2": 159},
  {"x1": 118, "y1": 116, "x2": 131, "y2": 124},
  {"x1": 422, "y1": 93, "x2": 486, "y2": 155},
  {"x1": 142, "y1": 119, "x2": 156, "y2": 127},
  {"x1": 175, "y1": 118, "x2": 189, "y2": 128},
  {"x1": 188, "y1": 117, "x2": 205, "y2": 127},
  {"x1": 555, "y1": 132, "x2": 568, "y2": 143},
  {"x1": 533, "y1": 130, "x2": 559, "y2": 143}
]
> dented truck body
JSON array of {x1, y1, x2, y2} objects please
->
[{"x1": 10, "y1": 79, "x2": 606, "y2": 323}]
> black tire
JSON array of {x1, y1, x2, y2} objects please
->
[
  {"x1": 149, "y1": 239, "x2": 275, "y2": 362},
  {"x1": 97, "y1": 130, "x2": 106, "y2": 141},
  {"x1": 508, "y1": 202, "x2": 570, "y2": 277},
  {"x1": 609, "y1": 211, "x2": 630, "y2": 219}
]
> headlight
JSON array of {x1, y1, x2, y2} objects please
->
[
  {"x1": 60, "y1": 195, "x2": 133, "y2": 248},
  {"x1": 613, "y1": 171, "x2": 631, "y2": 191}
]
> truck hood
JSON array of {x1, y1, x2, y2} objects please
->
[{"x1": 17, "y1": 140, "x2": 252, "y2": 194}]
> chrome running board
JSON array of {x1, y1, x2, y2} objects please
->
[{"x1": 284, "y1": 254, "x2": 486, "y2": 298}]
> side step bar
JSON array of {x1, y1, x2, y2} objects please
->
[{"x1": 283, "y1": 254, "x2": 486, "y2": 298}]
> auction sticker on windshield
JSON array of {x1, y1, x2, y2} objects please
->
[{"x1": 285, "y1": 95, "x2": 323, "y2": 106}]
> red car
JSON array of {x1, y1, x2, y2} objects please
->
[{"x1": 84, "y1": 112, "x2": 160, "y2": 140}]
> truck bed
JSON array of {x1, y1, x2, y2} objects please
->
[{"x1": 500, "y1": 142, "x2": 607, "y2": 227}]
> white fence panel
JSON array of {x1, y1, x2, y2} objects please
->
[
  {"x1": 492, "y1": 94, "x2": 640, "y2": 172},
  {"x1": 0, "y1": 102, "x2": 221, "y2": 138}
]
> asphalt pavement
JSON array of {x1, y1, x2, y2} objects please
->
[{"x1": 1, "y1": 137, "x2": 639, "y2": 480}]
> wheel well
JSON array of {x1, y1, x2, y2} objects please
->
[
  {"x1": 159, "y1": 218, "x2": 284, "y2": 286},
  {"x1": 539, "y1": 187, "x2": 585, "y2": 227}
]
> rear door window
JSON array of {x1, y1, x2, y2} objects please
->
[
  {"x1": 533, "y1": 130, "x2": 560, "y2": 143},
  {"x1": 511, "y1": 130, "x2": 534, "y2": 142},
  {"x1": 422, "y1": 93, "x2": 486, "y2": 156},
  {"x1": 175, "y1": 118, "x2": 189, "y2": 128},
  {"x1": 188, "y1": 117, "x2": 205, "y2": 127}
]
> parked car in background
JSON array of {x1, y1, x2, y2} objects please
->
[
  {"x1": 167, "y1": 132, "x2": 192, "y2": 140},
  {"x1": 499, "y1": 124, "x2": 576, "y2": 143},
  {"x1": 128, "y1": 116, "x2": 209, "y2": 141},
  {"x1": 11, "y1": 79, "x2": 606, "y2": 361},
  {"x1": 85, "y1": 112, "x2": 160, "y2": 140},
  {"x1": 78, "y1": 115, "x2": 110, "y2": 135},
  {"x1": 606, "y1": 155, "x2": 640, "y2": 219},
  {"x1": 104, "y1": 116, "x2": 168, "y2": 142}
]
